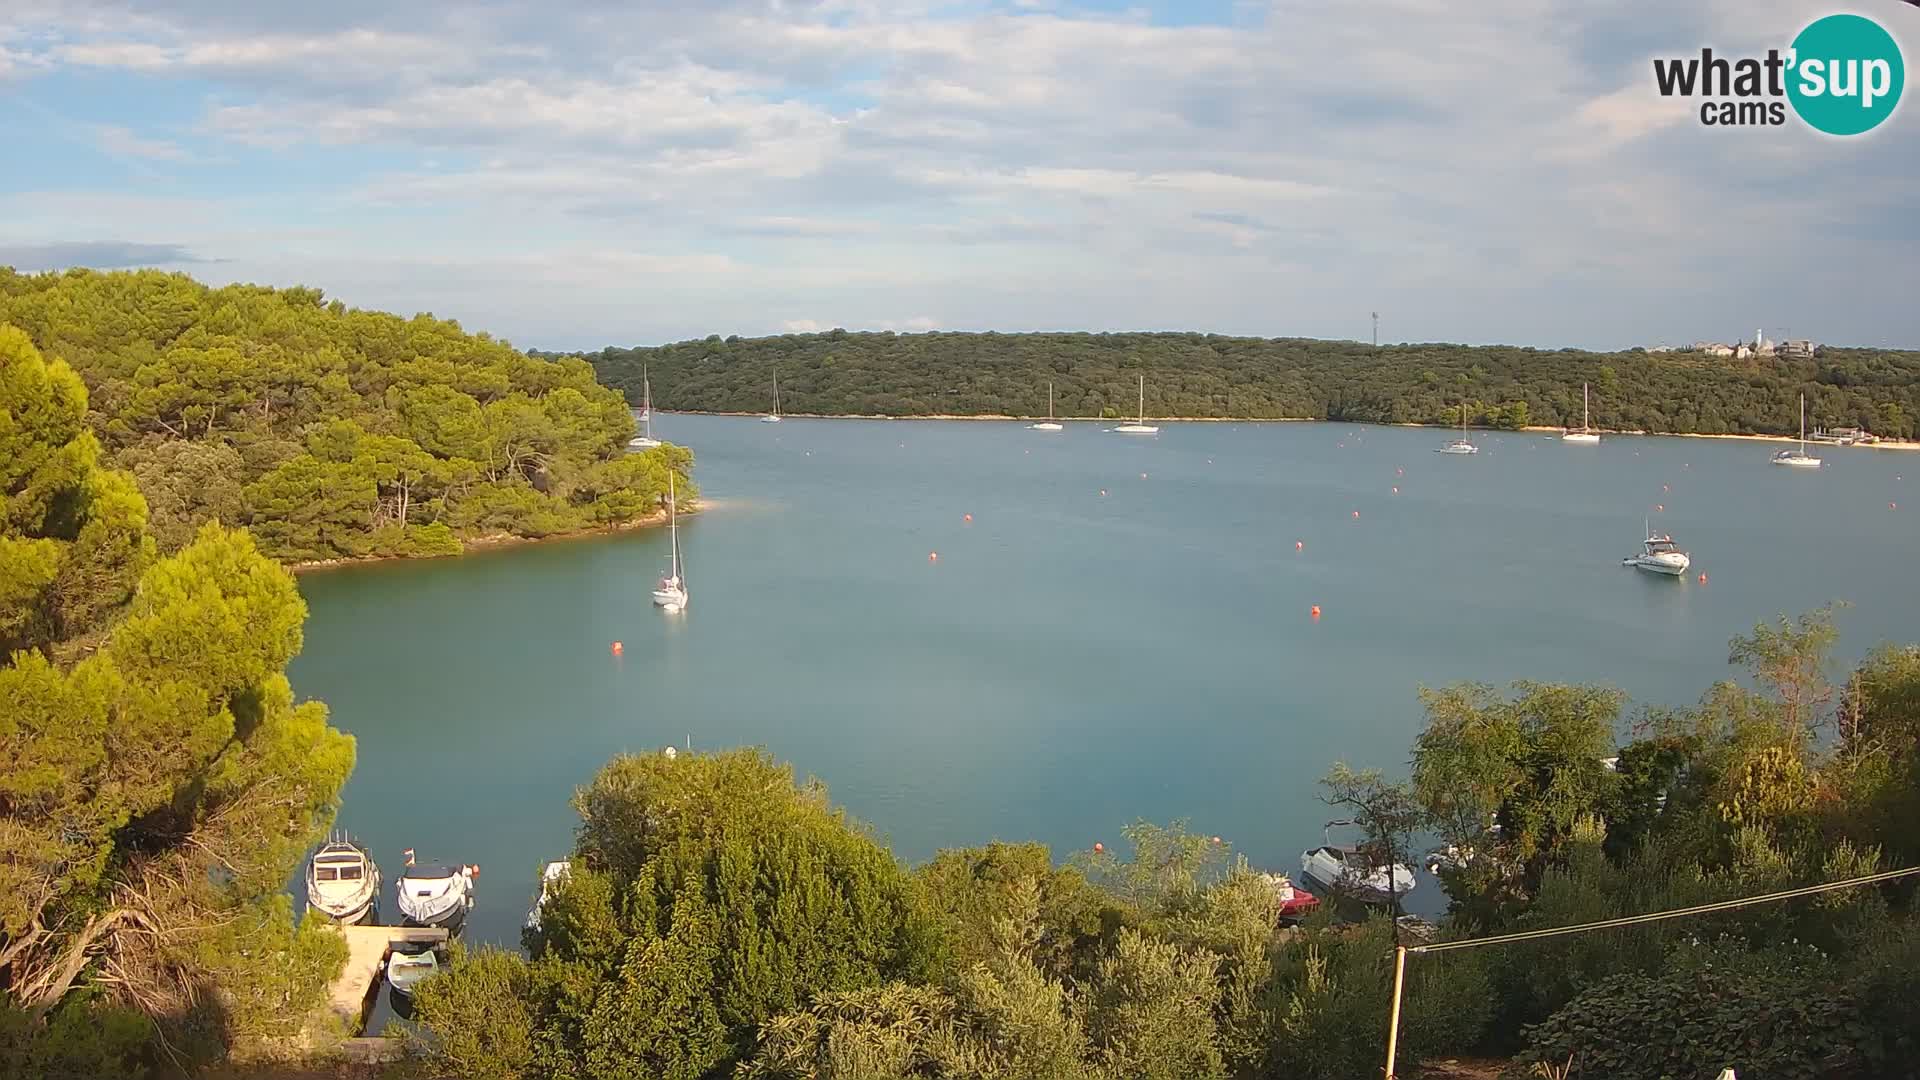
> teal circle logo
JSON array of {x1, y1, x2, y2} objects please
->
[{"x1": 1787, "y1": 14, "x2": 1904, "y2": 135}]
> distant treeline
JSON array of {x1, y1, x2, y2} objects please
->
[
  {"x1": 565, "y1": 332, "x2": 1920, "y2": 437},
  {"x1": 0, "y1": 268, "x2": 692, "y2": 564}
]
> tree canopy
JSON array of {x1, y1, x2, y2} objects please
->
[
  {"x1": 0, "y1": 268, "x2": 693, "y2": 564},
  {"x1": 575, "y1": 331, "x2": 1920, "y2": 436},
  {"x1": 3, "y1": 330, "x2": 354, "y2": 1070}
]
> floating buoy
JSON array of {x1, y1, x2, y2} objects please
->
[
  {"x1": 1099, "y1": 489, "x2": 1107, "y2": 497},
  {"x1": 928, "y1": 552, "x2": 938, "y2": 562},
  {"x1": 1207, "y1": 458, "x2": 1213, "y2": 464},
  {"x1": 1662, "y1": 484, "x2": 1670, "y2": 492},
  {"x1": 1310, "y1": 605, "x2": 1321, "y2": 618},
  {"x1": 1211, "y1": 836, "x2": 1223, "y2": 845},
  {"x1": 963, "y1": 513, "x2": 973, "y2": 523},
  {"x1": 1352, "y1": 510, "x2": 1360, "y2": 519},
  {"x1": 1295, "y1": 540, "x2": 1304, "y2": 551},
  {"x1": 1396, "y1": 467, "x2": 1404, "y2": 476},
  {"x1": 1698, "y1": 573, "x2": 1708, "y2": 583},
  {"x1": 1140, "y1": 472, "x2": 1148, "y2": 480},
  {"x1": 1392, "y1": 486, "x2": 1399, "y2": 494},
  {"x1": 610, "y1": 641, "x2": 623, "y2": 655},
  {"x1": 1655, "y1": 504, "x2": 1664, "y2": 512},
  {"x1": 1094, "y1": 842, "x2": 1105, "y2": 853},
  {"x1": 1892, "y1": 502, "x2": 1899, "y2": 510}
]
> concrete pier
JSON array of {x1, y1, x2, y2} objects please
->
[{"x1": 325, "y1": 924, "x2": 449, "y2": 1035}]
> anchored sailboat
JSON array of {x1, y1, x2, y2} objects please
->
[
  {"x1": 762, "y1": 369, "x2": 782, "y2": 423},
  {"x1": 1111, "y1": 375, "x2": 1158, "y2": 433},
  {"x1": 1771, "y1": 394, "x2": 1821, "y2": 468},
  {"x1": 1563, "y1": 383, "x2": 1600, "y2": 444},
  {"x1": 1435, "y1": 400, "x2": 1478, "y2": 454},
  {"x1": 629, "y1": 369, "x2": 661, "y2": 449},
  {"x1": 1030, "y1": 380, "x2": 1064, "y2": 431},
  {"x1": 652, "y1": 473, "x2": 688, "y2": 612}
]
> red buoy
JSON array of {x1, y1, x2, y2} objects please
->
[
  {"x1": 610, "y1": 641, "x2": 623, "y2": 655},
  {"x1": 1698, "y1": 573, "x2": 1708, "y2": 584},
  {"x1": 928, "y1": 552, "x2": 938, "y2": 562},
  {"x1": 1295, "y1": 540, "x2": 1304, "y2": 551},
  {"x1": 1094, "y1": 842, "x2": 1104, "y2": 853},
  {"x1": 1352, "y1": 510, "x2": 1360, "y2": 520},
  {"x1": 1310, "y1": 605, "x2": 1321, "y2": 618},
  {"x1": 963, "y1": 513, "x2": 973, "y2": 523}
]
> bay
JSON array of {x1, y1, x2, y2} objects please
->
[{"x1": 289, "y1": 415, "x2": 1919, "y2": 947}]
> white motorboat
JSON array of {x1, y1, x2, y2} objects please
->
[
  {"x1": 525, "y1": 860, "x2": 572, "y2": 932},
  {"x1": 652, "y1": 473, "x2": 688, "y2": 612},
  {"x1": 1435, "y1": 399, "x2": 1478, "y2": 454},
  {"x1": 1300, "y1": 821, "x2": 1417, "y2": 903},
  {"x1": 1771, "y1": 394, "x2": 1821, "y2": 468},
  {"x1": 394, "y1": 855, "x2": 477, "y2": 933},
  {"x1": 1111, "y1": 375, "x2": 1158, "y2": 433},
  {"x1": 1029, "y1": 380, "x2": 1063, "y2": 431},
  {"x1": 761, "y1": 369, "x2": 782, "y2": 422},
  {"x1": 1623, "y1": 521, "x2": 1691, "y2": 576},
  {"x1": 628, "y1": 370, "x2": 661, "y2": 449},
  {"x1": 1563, "y1": 382, "x2": 1601, "y2": 444},
  {"x1": 305, "y1": 834, "x2": 380, "y2": 924}
]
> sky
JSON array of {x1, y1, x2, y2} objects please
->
[{"x1": 1, "y1": 0, "x2": 1916, "y2": 352}]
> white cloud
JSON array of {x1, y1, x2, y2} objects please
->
[
  {"x1": 2, "y1": 0, "x2": 1914, "y2": 350},
  {"x1": 93, "y1": 123, "x2": 190, "y2": 161}
]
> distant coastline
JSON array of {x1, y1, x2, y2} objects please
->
[
  {"x1": 289, "y1": 502, "x2": 704, "y2": 574},
  {"x1": 660, "y1": 411, "x2": 1920, "y2": 449}
]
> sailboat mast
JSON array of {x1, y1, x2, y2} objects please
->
[
  {"x1": 667, "y1": 473, "x2": 679, "y2": 576},
  {"x1": 1048, "y1": 380, "x2": 1054, "y2": 420},
  {"x1": 1800, "y1": 394, "x2": 1807, "y2": 451},
  {"x1": 1583, "y1": 383, "x2": 1590, "y2": 431},
  {"x1": 1137, "y1": 375, "x2": 1145, "y2": 424}
]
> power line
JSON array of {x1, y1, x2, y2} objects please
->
[{"x1": 1409, "y1": 866, "x2": 1920, "y2": 954}]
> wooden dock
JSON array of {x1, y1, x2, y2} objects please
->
[{"x1": 325, "y1": 924, "x2": 448, "y2": 1036}]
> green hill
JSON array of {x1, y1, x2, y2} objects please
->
[
  {"x1": 0, "y1": 268, "x2": 692, "y2": 563},
  {"x1": 577, "y1": 331, "x2": 1920, "y2": 438}
]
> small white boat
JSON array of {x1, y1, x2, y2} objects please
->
[
  {"x1": 628, "y1": 370, "x2": 661, "y2": 449},
  {"x1": 1111, "y1": 375, "x2": 1158, "y2": 433},
  {"x1": 1771, "y1": 394, "x2": 1821, "y2": 468},
  {"x1": 525, "y1": 860, "x2": 572, "y2": 932},
  {"x1": 394, "y1": 855, "x2": 476, "y2": 933},
  {"x1": 1562, "y1": 383, "x2": 1601, "y2": 444},
  {"x1": 761, "y1": 369, "x2": 782, "y2": 423},
  {"x1": 651, "y1": 473, "x2": 687, "y2": 612},
  {"x1": 1029, "y1": 381, "x2": 1063, "y2": 431},
  {"x1": 1623, "y1": 520, "x2": 1691, "y2": 576},
  {"x1": 1300, "y1": 843, "x2": 1418, "y2": 903},
  {"x1": 1435, "y1": 399, "x2": 1478, "y2": 454},
  {"x1": 305, "y1": 834, "x2": 380, "y2": 924},
  {"x1": 386, "y1": 945, "x2": 440, "y2": 999}
]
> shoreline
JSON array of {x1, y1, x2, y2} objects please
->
[
  {"x1": 289, "y1": 503, "x2": 702, "y2": 574},
  {"x1": 665, "y1": 411, "x2": 1920, "y2": 449}
]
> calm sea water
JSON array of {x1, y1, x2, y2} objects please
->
[{"x1": 290, "y1": 415, "x2": 1919, "y2": 947}]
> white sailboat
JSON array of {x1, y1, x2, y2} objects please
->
[
  {"x1": 1622, "y1": 517, "x2": 1691, "y2": 576},
  {"x1": 761, "y1": 369, "x2": 782, "y2": 423},
  {"x1": 652, "y1": 473, "x2": 688, "y2": 612},
  {"x1": 1435, "y1": 400, "x2": 1478, "y2": 454},
  {"x1": 1029, "y1": 381, "x2": 1064, "y2": 431},
  {"x1": 628, "y1": 370, "x2": 661, "y2": 449},
  {"x1": 1111, "y1": 375, "x2": 1158, "y2": 433},
  {"x1": 1771, "y1": 394, "x2": 1822, "y2": 468},
  {"x1": 1563, "y1": 383, "x2": 1600, "y2": 444}
]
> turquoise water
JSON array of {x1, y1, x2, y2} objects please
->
[{"x1": 289, "y1": 416, "x2": 1919, "y2": 947}]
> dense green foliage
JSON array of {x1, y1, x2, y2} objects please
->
[
  {"x1": 580, "y1": 331, "x2": 1920, "y2": 436},
  {"x1": 411, "y1": 609, "x2": 1920, "y2": 1080},
  {"x1": 2, "y1": 326, "x2": 355, "y2": 1071},
  {"x1": 0, "y1": 268, "x2": 693, "y2": 563}
]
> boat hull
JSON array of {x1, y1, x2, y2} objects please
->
[
  {"x1": 1029, "y1": 422, "x2": 1063, "y2": 431},
  {"x1": 628, "y1": 437, "x2": 661, "y2": 450},
  {"x1": 761, "y1": 415, "x2": 782, "y2": 423},
  {"x1": 1434, "y1": 446, "x2": 1477, "y2": 455},
  {"x1": 1111, "y1": 424, "x2": 1158, "y2": 433},
  {"x1": 1772, "y1": 456, "x2": 1822, "y2": 468},
  {"x1": 652, "y1": 590, "x2": 686, "y2": 611},
  {"x1": 1561, "y1": 432, "x2": 1600, "y2": 444},
  {"x1": 1627, "y1": 555, "x2": 1690, "y2": 576}
]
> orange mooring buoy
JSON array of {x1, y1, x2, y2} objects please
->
[
  {"x1": 610, "y1": 641, "x2": 623, "y2": 655},
  {"x1": 1310, "y1": 605, "x2": 1322, "y2": 618},
  {"x1": 1094, "y1": 842, "x2": 1105, "y2": 853},
  {"x1": 928, "y1": 551, "x2": 938, "y2": 562},
  {"x1": 1211, "y1": 836, "x2": 1223, "y2": 844},
  {"x1": 1295, "y1": 540, "x2": 1304, "y2": 551},
  {"x1": 963, "y1": 513, "x2": 973, "y2": 523},
  {"x1": 1698, "y1": 573, "x2": 1708, "y2": 584}
]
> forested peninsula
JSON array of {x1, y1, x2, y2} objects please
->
[
  {"x1": 580, "y1": 331, "x2": 1920, "y2": 438},
  {"x1": 0, "y1": 268, "x2": 692, "y2": 567}
]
